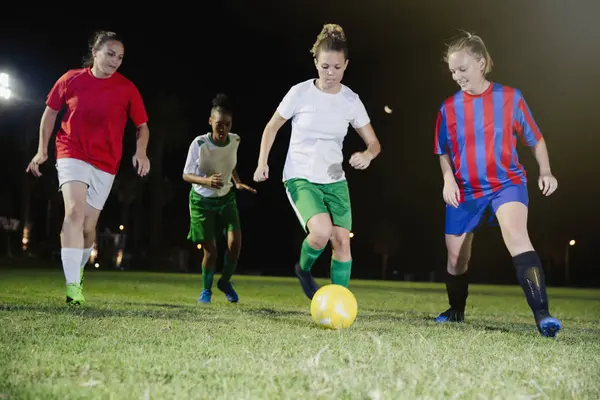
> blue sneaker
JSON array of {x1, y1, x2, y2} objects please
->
[
  {"x1": 537, "y1": 316, "x2": 562, "y2": 338},
  {"x1": 434, "y1": 308, "x2": 464, "y2": 323},
  {"x1": 217, "y1": 279, "x2": 239, "y2": 303},
  {"x1": 198, "y1": 289, "x2": 212, "y2": 303},
  {"x1": 294, "y1": 262, "x2": 319, "y2": 300}
]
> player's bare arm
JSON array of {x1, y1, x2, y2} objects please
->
[
  {"x1": 531, "y1": 138, "x2": 558, "y2": 196},
  {"x1": 349, "y1": 123, "x2": 381, "y2": 170},
  {"x1": 253, "y1": 111, "x2": 288, "y2": 182},
  {"x1": 232, "y1": 168, "x2": 257, "y2": 194},
  {"x1": 132, "y1": 122, "x2": 150, "y2": 177},
  {"x1": 26, "y1": 106, "x2": 59, "y2": 177}
]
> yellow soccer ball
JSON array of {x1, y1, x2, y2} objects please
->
[{"x1": 310, "y1": 284, "x2": 358, "y2": 330}]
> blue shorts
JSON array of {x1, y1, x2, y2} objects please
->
[{"x1": 445, "y1": 185, "x2": 529, "y2": 235}]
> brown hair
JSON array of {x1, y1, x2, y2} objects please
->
[
  {"x1": 82, "y1": 31, "x2": 123, "y2": 68},
  {"x1": 444, "y1": 31, "x2": 494, "y2": 75},
  {"x1": 310, "y1": 23, "x2": 348, "y2": 60}
]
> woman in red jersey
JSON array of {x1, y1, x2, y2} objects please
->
[{"x1": 26, "y1": 31, "x2": 150, "y2": 305}]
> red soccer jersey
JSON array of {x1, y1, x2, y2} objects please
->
[{"x1": 46, "y1": 68, "x2": 148, "y2": 175}]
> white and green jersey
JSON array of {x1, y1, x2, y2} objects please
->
[
  {"x1": 183, "y1": 132, "x2": 240, "y2": 198},
  {"x1": 276, "y1": 79, "x2": 371, "y2": 184}
]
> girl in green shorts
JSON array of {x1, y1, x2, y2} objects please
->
[
  {"x1": 253, "y1": 24, "x2": 382, "y2": 299},
  {"x1": 183, "y1": 93, "x2": 256, "y2": 303}
]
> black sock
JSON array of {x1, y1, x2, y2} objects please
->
[
  {"x1": 513, "y1": 251, "x2": 549, "y2": 321},
  {"x1": 446, "y1": 271, "x2": 468, "y2": 312}
]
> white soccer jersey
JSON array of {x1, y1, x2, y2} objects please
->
[
  {"x1": 183, "y1": 133, "x2": 240, "y2": 197},
  {"x1": 276, "y1": 79, "x2": 371, "y2": 184}
]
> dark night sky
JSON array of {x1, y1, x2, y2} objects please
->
[{"x1": 1, "y1": 0, "x2": 599, "y2": 285}]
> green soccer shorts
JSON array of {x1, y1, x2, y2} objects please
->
[
  {"x1": 284, "y1": 178, "x2": 352, "y2": 232},
  {"x1": 187, "y1": 189, "x2": 241, "y2": 243}
]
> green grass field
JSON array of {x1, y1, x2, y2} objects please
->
[{"x1": 1, "y1": 267, "x2": 599, "y2": 399}]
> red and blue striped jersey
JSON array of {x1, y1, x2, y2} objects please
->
[{"x1": 434, "y1": 82, "x2": 543, "y2": 201}]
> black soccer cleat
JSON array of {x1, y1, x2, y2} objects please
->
[{"x1": 294, "y1": 262, "x2": 319, "y2": 300}]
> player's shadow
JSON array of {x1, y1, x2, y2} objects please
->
[
  {"x1": 245, "y1": 307, "x2": 306, "y2": 317},
  {"x1": 349, "y1": 284, "x2": 600, "y2": 302},
  {"x1": 122, "y1": 302, "x2": 189, "y2": 309},
  {"x1": 359, "y1": 310, "x2": 435, "y2": 325},
  {"x1": 0, "y1": 302, "x2": 215, "y2": 321},
  {"x1": 0, "y1": 302, "x2": 308, "y2": 324}
]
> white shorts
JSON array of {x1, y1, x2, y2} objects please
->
[{"x1": 56, "y1": 158, "x2": 115, "y2": 210}]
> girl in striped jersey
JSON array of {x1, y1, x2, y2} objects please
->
[{"x1": 434, "y1": 31, "x2": 561, "y2": 337}]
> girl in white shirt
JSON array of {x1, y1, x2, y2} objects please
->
[{"x1": 253, "y1": 23, "x2": 381, "y2": 299}]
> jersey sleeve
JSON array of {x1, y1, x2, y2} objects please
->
[
  {"x1": 514, "y1": 93, "x2": 543, "y2": 147},
  {"x1": 434, "y1": 107, "x2": 449, "y2": 155},
  {"x1": 45, "y1": 72, "x2": 69, "y2": 111},
  {"x1": 128, "y1": 84, "x2": 149, "y2": 127},
  {"x1": 350, "y1": 96, "x2": 371, "y2": 129},
  {"x1": 183, "y1": 139, "x2": 200, "y2": 175},
  {"x1": 276, "y1": 85, "x2": 300, "y2": 120}
]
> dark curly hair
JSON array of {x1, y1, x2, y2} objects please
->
[{"x1": 211, "y1": 93, "x2": 233, "y2": 115}]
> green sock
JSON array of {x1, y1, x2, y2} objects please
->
[
  {"x1": 300, "y1": 238, "x2": 325, "y2": 272},
  {"x1": 221, "y1": 253, "x2": 237, "y2": 282},
  {"x1": 331, "y1": 258, "x2": 352, "y2": 287},
  {"x1": 202, "y1": 268, "x2": 214, "y2": 291}
]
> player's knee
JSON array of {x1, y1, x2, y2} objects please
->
[
  {"x1": 226, "y1": 230, "x2": 242, "y2": 255},
  {"x1": 82, "y1": 219, "x2": 96, "y2": 240},
  {"x1": 82, "y1": 226, "x2": 95, "y2": 242},
  {"x1": 503, "y1": 229, "x2": 533, "y2": 255},
  {"x1": 447, "y1": 248, "x2": 469, "y2": 273},
  {"x1": 63, "y1": 203, "x2": 85, "y2": 229},
  {"x1": 309, "y1": 230, "x2": 331, "y2": 249},
  {"x1": 202, "y1": 241, "x2": 218, "y2": 257},
  {"x1": 227, "y1": 241, "x2": 241, "y2": 260},
  {"x1": 331, "y1": 233, "x2": 350, "y2": 254}
]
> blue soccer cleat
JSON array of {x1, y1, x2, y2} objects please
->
[
  {"x1": 217, "y1": 278, "x2": 239, "y2": 303},
  {"x1": 198, "y1": 289, "x2": 212, "y2": 304},
  {"x1": 537, "y1": 316, "x2": 562, "y2": 338},
  {"x1": 434, "y1": 308, "x2": 464, "y2": 323}
]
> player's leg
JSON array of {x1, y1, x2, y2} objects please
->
[
  {"x1": 292, "y1": 213, "x2": 333, "y2": 299},
  {"x1": 323, "y1": 180, "x2": 353, "y2": 288},
  {"x1": 199, "y1": 239, "x2": 218, "y2": 303},
  {"x1": 187, "y1": 190, "x2": 218, "y2": 303},
  {"x1": 285, "y1": 179, "x2": 331, "y2": 299},
  {"x1": 217, "y1": 194, "x2": 241, "y2": 302},
  {"x1": 493, "y1": 185, "x2": 561, "y2": 337},
  {"x1": 435, "y1": 197, "x2": 488, "y2": 322},
  {"x1": 217, "y1": 230, "x2": 241, "y2": 303},
  {"x1": 79, "y1": 165, "x2": 114, "y2": 291},
  {"x1": 79, "y1": 205, "x2": 100, "y2": 290},
  {"x1": 329, "y1": 226, "x2": 351, "y2": 287},
  {"x1": 56, "y1": 159, "x2": 91, "y2": 305},
  {"x1": 435, "y1": 232, "x2": 474, "y2": 322}
]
